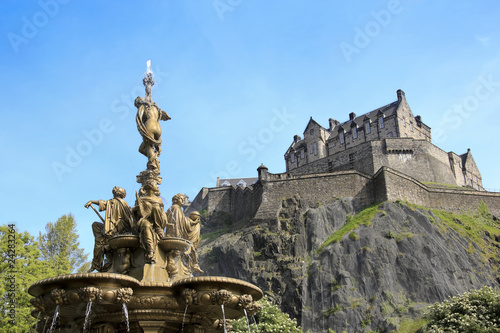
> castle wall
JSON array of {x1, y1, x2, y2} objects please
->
[
  {"x1": 289, "y1": 138, "x2": 472, "y2": 189},
  {"x1": 374, "y1": 167, "x2": 500, "y2": 217},
  {"x1": 191, "y1": 167, "x2": 499, "y2": 229},
  {"x1": 372, "y1": 139, "x2": 459, "y2": 185},
  {"x1": 289, "y1": 141, "x2": 377, "y2": 176}
]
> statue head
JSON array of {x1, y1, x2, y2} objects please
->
[
  {"x1": 189, "y1": 211, "x2": 201, "y2": 222},
  {"x1": 141, "y1": 180, "x2": 160, "y2": 196},
  {"x1": 112, "y1": 186, "x2": 126, "y2": 198},
  {"x1": 172, "y1": 193, "x2": 185, "y2": 206}
]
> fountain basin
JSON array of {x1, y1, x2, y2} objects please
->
[{"x1": 29, "y1": 273, "x2": 263, "y2": 332}]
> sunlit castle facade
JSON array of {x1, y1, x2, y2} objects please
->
[{"x1": 284, "y1": 90, "x2": 483, "y2": 191}]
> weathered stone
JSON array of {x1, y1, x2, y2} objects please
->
[{"x1": 198, "y1": 198, "x2": 500, "y2": 332}]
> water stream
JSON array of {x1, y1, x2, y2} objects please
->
[
  {"x1": 83, "y1": 301, "x2": 93, "y2": 333},
  {"x1": 252, "y1": 315, "x2": 259, "y2": 333},
  {"x1": 243, "y1": 308, "x2": 251, "y2": 333},
  {"x1": 221, "y1": 304, "x2": 228, "y2": 333},
  {"x1": 47, "y1": 304, "x2": 59, "y2": 333},
  {"x1": 42, "y1": 316, "x2": 49, "y2": 333},
  {"x1": 122, "y1": 303, "x2": 130, "y2": 332},
  {"x1": 33, "y1": 311, "x2": 41, "y2": 332},
  {"x1": 181, "y1": 304, "x2": 188, "y2": 332}
]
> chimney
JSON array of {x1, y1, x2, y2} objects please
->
[
  {"x1": 415, "y1": 115, "x2": 422, "y2": 126},
  {"x1": 397, "y1": 89, "x2": 405, "y2": 102},
  {"x1": 329, "y1": 118, "x2": 339, "y2": 130},
  {"x1": 293, "y1": 135, "x2": 301, "y2": 142},
  {"x1": 349, "y1": 112, "x2": 356, "y2": 121}
]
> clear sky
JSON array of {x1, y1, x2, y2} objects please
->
[{"x1": 1, "y1": 0, "x2": 499, "y2": 259}]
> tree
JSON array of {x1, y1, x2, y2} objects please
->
[
  {"x1": 231, "y1": 296, "x2": 302, "y2": 333},
  {"x1": 38, "y1": 214, "x2": 88, "y2": 275},
  {"x1": 0, "y1": 224, "x2": 55, "y2": 332}
]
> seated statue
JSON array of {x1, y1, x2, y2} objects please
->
[
  {"x1": 166, "y1": 194, "x2": 202, "y2": 273},
  {"x1": 85, "y1": 186, "x2": 133, "y2": 272},
  {"x1": 133, "y1": 180, "x2": 166, "y2": 264}
]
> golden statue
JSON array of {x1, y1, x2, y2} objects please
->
[
  {"x1": 134, "y1": 180, "x2": 167, "y2": 264},
  {"x1": 166, "y1": 194, "x2": 203, "y2": 273},
  {"x1": 84, "y1": 186, "x2": 133, "y2": 272},
  {"x1": 135, "y1": 70, "x2": 170, "y2": 172}
]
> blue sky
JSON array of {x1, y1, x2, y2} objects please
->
[{"x1": 1, "y1": 0, "x2": 499, "y2": 258}]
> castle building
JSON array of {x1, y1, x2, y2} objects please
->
[{"x1": 284, "y1": 90, "x2": 483, "y2": 191}]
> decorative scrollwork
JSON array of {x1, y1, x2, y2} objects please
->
[
  {"x1": 30, "y1": 296, "x2": 46, "y2": 312},
  {"x1": 50, "y1": 288, "x2": 69, "y2": 305},
  {"x1": 78, "y1": 287, "x2": 103, "y2": 303},
  {"x1": 209, "y1": 289, "x2": 232, "y2": 306},
  {"x1": 181, "y1": 288, "x2": 198, "y2": 305},
  {"x1": 245, "y1": 301, "x2": 263, "y2": 316},
  {"x1": 235, "y1": 294, "x2": 253, "y2": 309},
  {"x1": 114, "y1": 287, "x2": 133, "y2": 304},
  {"x1": 213, "y1": 319, "x2": 232, "y2": 331}
]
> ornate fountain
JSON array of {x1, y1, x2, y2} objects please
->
[{"x1": 29, "y1": 62, "x2": 263, "y2": 333}]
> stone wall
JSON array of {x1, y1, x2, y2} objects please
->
[
  {"x1": 288, "y1": 138, "x2": 483, "y2": 190},
  {"x1": 375, "y1": 167, "x2": 500, "y2": 217},
  {"x1": 190, "y1": 166, "x2": 500, "y2": 227}
]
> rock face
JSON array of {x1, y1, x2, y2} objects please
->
[{"x1": 197, "y1": 197, "x2": 500, "y2": 332}]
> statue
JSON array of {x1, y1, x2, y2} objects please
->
[
  {"x1": 84, "y1": 186, "x2": 133, "y2": 272},
  {"x1": 166, "y1": 194, "x2": 203, "y2": 273},
  {"x1": 135, "y1": 71, "x2": 170, "y2": 172},
  {"x1": 133, "y1": 180, "x2": 167, "y2": 264}
]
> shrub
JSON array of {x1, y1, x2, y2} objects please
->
[
  {"x1": 423, "y1": 286, "x2": 500, "y2": 332},
  {"x1": 231, "y1": 296, "x2": 302, "y2": 333}
]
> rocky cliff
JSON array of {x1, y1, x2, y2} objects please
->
[{"x1": 197, "y1": 197, "x2": 500, "y2": 332}]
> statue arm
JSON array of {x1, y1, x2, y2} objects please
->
[{"x1": 84, "y1": 200, "x2": 99, "y2": 208}]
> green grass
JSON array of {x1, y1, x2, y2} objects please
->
[
  {"x1": 394, "y1": 318, "x2": 427, "y2": 333},
  {"x1": 400, "y1": 200, "x2": 500, "y2": 275},
  {"x1": 431, "y1": 208, "x2": 500, "y2": 266},
  {"x1": 200, "y1": 227, "x2": 230, "y2": 242},
  {"x1": 317, "y1": 203, "x2": 382, "y2": 253}
]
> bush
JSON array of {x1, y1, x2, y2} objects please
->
[
  {"x1": 231, "y1": 296, "x2": 302, "y2": 333},
  {"x1": 423, "y1": 286, "x2": 500, "y2": 332}
]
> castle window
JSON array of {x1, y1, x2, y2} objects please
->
[
  {"x1": 379, "y1": 117, "x2": 385, "y2": 129},
  {"x1": 301, "y1": 150, "x2": 305, "y2": 159},
  {"x1": 403, "y1": 117, "x2": 406, "y2": 127},
  {"x1": 314, "y1": 142, "x2": 318, "y2": 155},
  {"x1": 310, "y1": 144, "x2": 314, "y2": 154},
  {"x1": 236, "y1": 179, "x2": 247, "y2": 187},
  {"x1": 340, "y1": 132, "x2": 345, "y2": 144},
  {"x1": 387, "y1": 132, "x2": 393, "y2": 137},
  {"x1": 410, "y1": 122, "x2": 413, "y2": 131},
  {"x1": 349, "y1": 154, "x2": 355, "y2": 163},
  {"x1": 353, "y1": 127, "x2": 358, "y2": 139},
  {"x1": 310, "y1": 129, "x2": 314, "y2": 135},
  {"x1": 291, "y1": 154, "x2": 295, "y2": 162},
  {"x1": 365, "y1": 122, "x2": 371, "y2": 134}
]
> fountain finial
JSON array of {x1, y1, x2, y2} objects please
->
[
  {"x1": 143, "y1": 60, "x2": 154, "y2": 103},
  {"x1": 135, "y1": 60, "x2": 171, "y2": 191}
]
